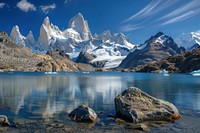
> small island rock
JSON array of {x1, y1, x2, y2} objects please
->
[
  {"x1": 114, "y1": 87, "x2": 180, "y2": 123},
  {"x1": 69, "y1": 104, "x2": 97, "y2": 123},
  {"x1": 0, "y1": 115, "x2": 10, "y2": 126}
]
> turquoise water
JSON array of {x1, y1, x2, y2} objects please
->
[{"x1": 0, "y1": 72, "x2": 200, "y2": 132}]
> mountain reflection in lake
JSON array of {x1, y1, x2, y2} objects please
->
[
  {"x1": 0, "y1": 72, "x2": 133, "y2": 120},
  {"x1": 0, "y1": 72, "x2": 200, "y2": 132}
]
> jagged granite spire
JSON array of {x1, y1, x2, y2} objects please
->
[
  {"x1": 10, "y1": 25, "x2": 26, "y2": 47},
  {"x1": 68, "y1": 13, "x2": 92, "y2": 40},
  {"x1": 24, "y1": 31, "x2": 36, "y2": 49}
]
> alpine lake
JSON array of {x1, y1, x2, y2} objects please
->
[{"x1": 0, "y1": 71, "x2": 200, "y2": 133}]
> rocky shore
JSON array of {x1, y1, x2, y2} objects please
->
[{"x1": 1, "y1": 87, "x2": 180, "y2": 132}]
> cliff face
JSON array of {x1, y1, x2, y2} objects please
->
[
  {"x1": 133, "y1": 47, "x2": 200, "y2": 73},
  {"x1": 68, "y1": 13, "x2": 92, "y2": 40}
]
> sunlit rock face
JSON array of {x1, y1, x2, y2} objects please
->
[
  {"x1": 68, "y1": 13, "x2": 92, "y2": 41},
  {"x1": 10, "y1": 25, "x2": 26, "y2": 47},
  {"x1": 115, "y1": 87, "x2": 180, "y2": 123}
]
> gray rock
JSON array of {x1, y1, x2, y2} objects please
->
[
  {"x1": 114, "y1": 87, "x2": 180, "y2": 123},
  {"x1": 124, "y1": 123, "x2": 149, "y2": 131},
  {"x1": 46, "y1": 48, "x2": 70, "y2": 59},
  {"x1": 76, "y1": 51, "x2": 96, "y2": 64},
  {"x1": 69, "y1": 104, "x2": 97, "y2": 123},
  {"x1": 0, "y1": 115, "x2": 10, "y2": 126}
]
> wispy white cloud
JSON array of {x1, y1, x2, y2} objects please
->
[
  {"x1": 120, "y1": 0, "x2": 181, "y2": 32},
  {"x1": 64, "y1": 0, "x2": 68, "y2": 4},
  {"x1": 120, "y1": 0, "x2": 200, "y2": 33},
  {"x1": 158, "y1": 0, "x2": 200, "y2": 21},
  {"x1": 16, "y1": 0, "x2": 36, "y2": 12},
  {"x1": 160, "y1": 11, "x2": 197, "y2": 26},
  {"x1": 122, "y1": 0, "x2": 179, "y2": 24},
  {"x1": 40, "y1": 4, "x2": 56, "y2": 14},
  {"x1": 120, "y1": 24, "x2": 142, "y2": 32},
  {"x1": 122, "y1": 0, "x2": 160, "y2": 23},
  {"x1": 0, "y1": 3, "x2": 6, "y2": 9}
]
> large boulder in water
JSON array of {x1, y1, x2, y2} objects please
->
[
  {"x1": 69, "y1": 104, "x2": 97, "y2": 123},
  {"x1": 114, "y1": 87, "x2": 180, "y2": 123},
  {"x1": 0, "y1": 115, "x2": 10, "y2": 126}
]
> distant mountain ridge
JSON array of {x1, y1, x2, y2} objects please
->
[
  {"x1": 176, "y1": 31, "x2": 200, "y2": 50},
  {"x1": 118, "y1": 32, "x2": 186, "y2": 68},
  {"x1": 132, "y1": 46, "x2": 200, "y2": 73}
]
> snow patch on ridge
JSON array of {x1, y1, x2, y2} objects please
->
[{"x1": 177, "y1": 31, "x2": 200, "y2": 50}]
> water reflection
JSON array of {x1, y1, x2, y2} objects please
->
[
  {"x1": 0, "y1": 73, "x2": 132, "y2": 120},
  {"x1": 0, "y1": 72, "x2": 200, "y2": 121}
]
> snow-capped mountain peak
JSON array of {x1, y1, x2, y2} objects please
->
[
  {"x1": 176, "y1": 31, "x2": 200, "y2": 50},
  {"x1": 154, "y1": 32, "x2": 169, "y2": 44},
  {"x1": 10, "y1": 25, "x2": 26, "y2": 47},
  {"x1": 113, "y1": 32, "x2": 133, "y2": 48},
  {"x1": 144, "y1": 32, "x2": 173, "y2": 46},
  {"x1": 38, "y1": 16, "x2": 65, "y2": 50},
  {"x1": 43, "y1": 16, "x2": 50, "y2": 27},
  {"x1": 98, "y1": 30, "x2": 112, "y2": 42},
  {"x1": 68, "y1": 13, "x2": 92, "y2": 40},
  {"x1": 24, "y1": 31, "x2": 36, "y2": 49}
]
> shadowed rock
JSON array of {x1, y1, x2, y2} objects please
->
[
  {"x1": 69, "y1": 104, "x2": 97, "y2": 123},
  {"x1": 0, "y1": 115, "x2": 10, "y2": 126},
  {"x1": 115, "y1": 87, "x2": 180, "y2": 123}
]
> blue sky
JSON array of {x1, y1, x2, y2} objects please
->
[{"x1": 0, "y1": 0, "x2": 200, "y2": 44}]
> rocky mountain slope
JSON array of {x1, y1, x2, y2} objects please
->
[
  {"x1": 118, "y1": 32, "x2": 186, "y2": 69},
  {"x1": 130, "y1": 46, "x2": 200, "y2": 73},
  {"x1": 0, "y1": 32, "x2": 94, "y2": 72}
]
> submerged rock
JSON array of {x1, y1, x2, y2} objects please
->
[
  {"x1": 0, "y1": 115, "x2": 10, "y2": 126},
  {"x1": 114, "y1": 87, "x2": 180, "y2": 123},
  {"x1": 124, "y1": 123, "x2": 149, "y2": 131},
  {"x1": 69, "y1": 104, "x2": 97, "y2": 123}
]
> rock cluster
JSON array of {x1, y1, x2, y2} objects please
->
[{"x1": 1, "y1": 87, "x2": 181, "y2": 132}]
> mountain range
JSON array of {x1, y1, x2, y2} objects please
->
[
  {"x1": 4, "y1": 13, "x2": 200, "y2": 71},
  {"x1": 10, "y1": 13, "x2": 136, "y2": 68}
]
